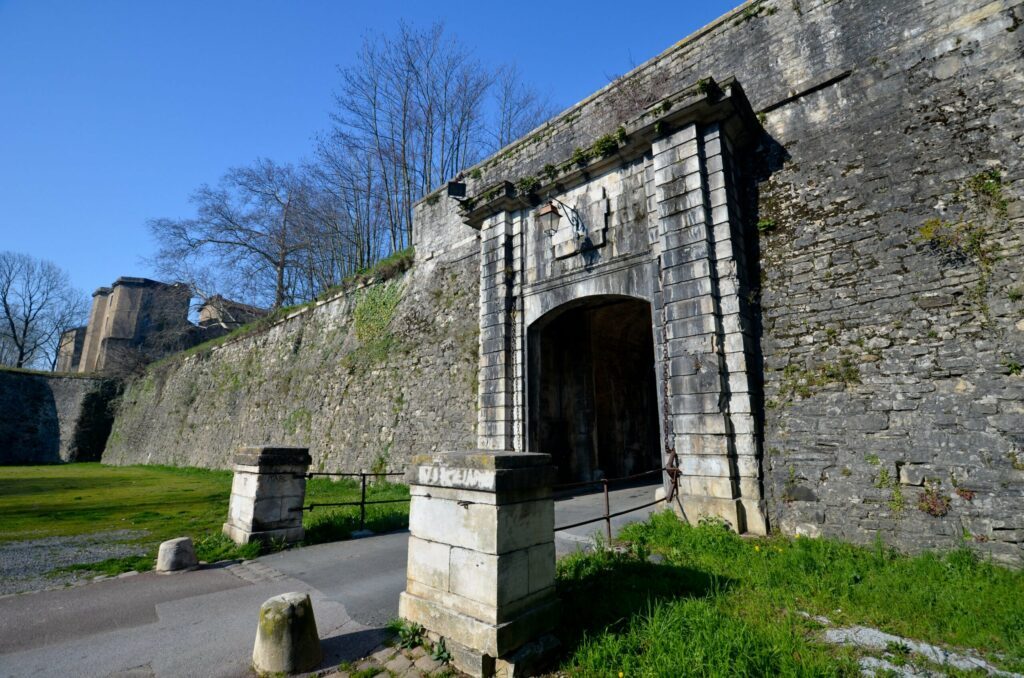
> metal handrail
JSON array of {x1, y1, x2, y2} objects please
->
[
  {"x1": 289, "y1": 457, "x2": 680, "y2": 539},
  {"x1": 553, "y1": 460, "x2": 680, "y2": 540},
  {"x1": 292, "y1": 471, "x2": 410, "y2": 531}
]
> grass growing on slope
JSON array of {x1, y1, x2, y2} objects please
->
[
  {"x1": 556, "y1": 511, "x2": 1024, "y2": 675},
  {"x1": 0, "y1": 464, "x2": 410, "y2": 577}
]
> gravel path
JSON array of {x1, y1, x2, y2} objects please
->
[{"x1": 0, "y1": 530, "x2": 147, "y2": 596}]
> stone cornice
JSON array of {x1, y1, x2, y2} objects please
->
[{"x1": 459, "y1": 76, "x2": 759, "y2": 229}]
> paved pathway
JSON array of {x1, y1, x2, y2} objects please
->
[{"x1": 0, "y1": 481, "x2": 663, "y2": 678}]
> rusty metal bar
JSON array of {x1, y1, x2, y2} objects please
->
[
  {"x1": 290, "y1": 497, "x2": 410, "y2": 513},
  {"x1": 551, "y1": 466, "x2": 666, "y2": 492},
  {"x1": 299, "y1": 471, "x2": 404, "y2": 479},
  {"x1": 602, "y1": 479, "x2": 612, "y2": 542},
  {"x1": 554, "y1": 497, "x2": 668, "y2": 532}
]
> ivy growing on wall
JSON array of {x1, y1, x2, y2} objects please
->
[{"x1": 343, "y1": 280, "x2": 405, "y2": 372}]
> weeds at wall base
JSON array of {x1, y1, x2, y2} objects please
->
[{"x1": 555, "y1": 512, "x2": 1024, "y2": 675}]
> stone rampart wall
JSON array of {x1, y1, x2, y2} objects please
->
[
  {"x1": 413, "y1": 0, "x2": 1024, "y2": 562},
  {"x1": 103, "y1": 247, "x2": 481, "y2": 472},
  {"x1": 0, "y1": 369, "x2": 118, "y2": 464},
  {"x1": 104, "y1": 0, "x2": 1023, "y2": 562}
]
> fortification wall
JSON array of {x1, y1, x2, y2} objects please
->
[
  {"x1": 103, "y1": 247, "x2": 480, "y2": 471},
  {"x1": 104, "y1": 0, "x2": 1023, "y2": 562},
  {"x1": 412, "y1": 0, "x2": 1024, "y2": 562},
  {"x1": 0, "y1": 370, "x2": 118, "y2": 464}
]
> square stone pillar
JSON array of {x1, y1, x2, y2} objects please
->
[
  {"x1": 653, "y1": 121, "x2": 767, "y2": 535},
  {"x1": 477, "y1": 211, "x2": 525, "y2": 452},
  {"x1": 222, "y1": 446, "x2": 311, "y2": 545},
  {"x1": 399, "y1": 451, "x2": 557, "y2": 678}
]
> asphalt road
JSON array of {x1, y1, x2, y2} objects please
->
[{"x1": 0, "y1": 481, "x2": 663, "y2": 678}]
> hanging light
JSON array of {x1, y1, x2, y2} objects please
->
[{"x1": 538, "y1": 198, "x2": 585, "y2": 239}]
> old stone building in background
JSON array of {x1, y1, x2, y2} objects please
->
[
  {"x1": 56, "y1": 277, "x2": 267, "y2": 375},
  {"x1": 56, "y1": 277, "x2": 192, "y2": 374}
]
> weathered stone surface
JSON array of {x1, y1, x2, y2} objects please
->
[
  {"x1": 105, "y1": 252, "x2": 480, "y2": 473},
  {"x1": 223, "y1": 446, "x2": 311, "y2": 546},
  {"x1": 0, "y1": 370, "x2": 118, "y2": 464},
  {"x1": 155, "y1": 537, "x2": 198, "y2": 573},
  {"x1": 401, "y1": 451, "x2": 557, "y2": 675},
  {"x1": 252, "y1": 592, "x2": 322, "y2": 674},
  {"x1": 101, "y1": 0, "x2": 1024, "y2": 566}
]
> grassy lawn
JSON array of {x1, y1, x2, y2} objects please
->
[
  {"x1": 0, "y1": 463, "x2": 409, "y2": 575},
  {"x1": 556, "y1": 511, "x2": 1024, "y2": 676}
]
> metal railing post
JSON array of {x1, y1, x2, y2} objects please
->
[
  {"x1": 602, "y1": 478, "x2": 612, "y2": 543},
  {"x1": 359, "y1": 472, "x2": 367, "y2": 531}
]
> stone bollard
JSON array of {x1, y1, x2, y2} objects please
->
[
  {"x1": 155, "y1": 537, "x2": 198, "y2": 573},
  {"x1": 399, "y1": 451, "x2": 559, "y2": 678},
  {"x1": 252, "y1": 592, "x2": 322, "y2": 675},
  {"x1": 223, "y1": 446, "x2": 311, "y2": 546}
]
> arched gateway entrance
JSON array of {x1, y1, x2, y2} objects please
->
[
  {"x1": 461, "y1": 78, "x2": 768, "y2": 533},
  {"x1": 528, "y1": 296, "x2": 660, "y2": 483}
]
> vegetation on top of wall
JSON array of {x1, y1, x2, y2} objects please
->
[
  {"x1": 316, "y1": 247, "x2": 415, "y2": 301},
  {"x1": 732, "y1": 0, "x2": 778, "y2": 26},
  {"x1": 515, "y1": 175, "x2": 540, "y2": 196},
  {"x1": 591, "y1": 132, "x2": 621, "y2": 158},
  {"x1": 144, "y1": 249, "x2": 415, "y2": 374}
]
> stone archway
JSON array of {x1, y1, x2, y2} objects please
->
[
  {"x1": 528, "y1": 296, "x2": 660, "y2": 483},
  {"x1": 465, "y1": 79, "x2": 768, "y2": 533}
]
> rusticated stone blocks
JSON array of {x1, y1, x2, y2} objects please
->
[
  {"x1": 223, "y1": 446, "x2": 311, "y2": 545},
  {"x1": 399, "y1": 451, "x2": 557, "y2": 678}
]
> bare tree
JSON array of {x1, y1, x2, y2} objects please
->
[
  {"x1": 146, "y1": 23, "x2": 556, "y2": 308},
  {"x1": 331, "y1": 22, "x2": 495, "y2": 251},
  {"x1": 492, "y1": 64, "x2": 559, "y2": 151},
  {"x1": 602, "y1": 56, "x2": 673, "y2": 121},
  {"x1": 150, "y1": 158, "x2": 312, "y2": 310},
  {"x1": 0, "y1": 252, "x2": 87, "y2": 369},
  {"x1": 307, "y1": 136, "x2": 387, "y2": 280}
]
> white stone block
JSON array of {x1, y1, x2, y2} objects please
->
[
  {"x1": 527, "y1": 543, "x2": 555, "y2": 594},
  {"x1": 156, "y1": 537, "x2": 198, "y2": 573},
  {"x1": 450, "y1": 547, "x2": 528, "y2": 607},
  {"x1": 407, "y1": 536, "x2": 451, "y2": 591}
]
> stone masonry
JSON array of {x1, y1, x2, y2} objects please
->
[
  {"x1": 399, "y1": 451, "x2": 557, "y2": 677},
  {"x1": 465, "y1": 80, "x2": 767, "y2": 533},
  {"x1": 0, "y1": 369, "x2": 118, "y2": 464},
  {"x1": 223, "y1": 446, "x2": 312, "y2": 545},
  {"x1": 106, "y1": 0, "x2": 1023, "y2": 563}
]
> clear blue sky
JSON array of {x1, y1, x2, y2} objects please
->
[{"x1": 0, "y1": 0, "x2": 738, "y2": 295}]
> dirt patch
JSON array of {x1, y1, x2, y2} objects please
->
[{"x1": 0, "y1": 530, "x2": 147, "y2": 596}]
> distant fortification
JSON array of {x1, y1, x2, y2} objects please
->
[
  {"x1": 57, "y1": 277, "x2": 267, "y2": 375},
  {"x1": 103, "y1": 0, "x2": 1022, "y2": 564}
]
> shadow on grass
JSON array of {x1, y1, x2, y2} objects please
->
[{"x1": 555, "y1": 548, "x2": 733, "y2": 654}]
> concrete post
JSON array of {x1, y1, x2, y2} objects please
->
[
  {"x1": 252, "y1": 592, "x2": 323, "y2": 674},
  {"x1": 223, "y1": 446, "x2": 311, "y2": 546},
  {"x1": 399, "y1": 451, "x2": 558, "y2": 678}
]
